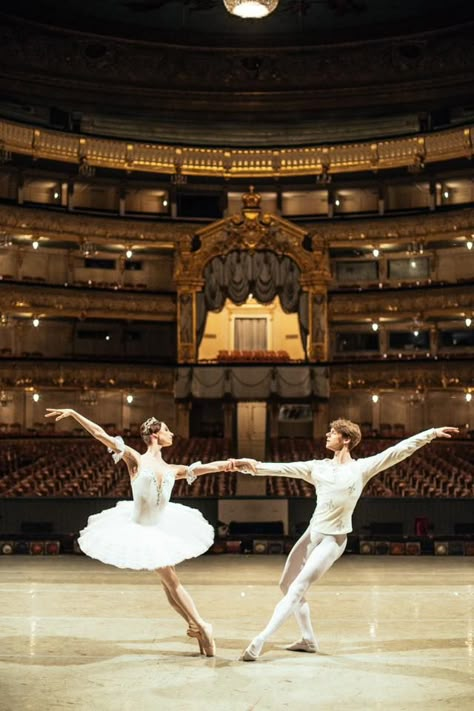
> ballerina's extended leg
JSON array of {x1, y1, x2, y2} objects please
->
[{"x1": 160, "y1": 567, "x2": 216, "y2": 657}]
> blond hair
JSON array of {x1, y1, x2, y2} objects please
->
[
  {"x1": 330, "y1": 418, "x2": 362, "y2": 450},
  {"x1": 140, "y1": 416, "x2": 162, "y2": 445}
]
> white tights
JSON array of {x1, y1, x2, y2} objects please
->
[{"x1": 251, "y1": 528, "x2": 347, "y2": 653}]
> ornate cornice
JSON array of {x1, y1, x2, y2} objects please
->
[
  {"x1": 1, "y1": 116, "x2": 473, "y2": 178},
  {"x1": 330, "y1": 284, "x2": 474, "y2": 322},
  {"x1": 0, "y1": 203, "x2": 192, "y2": 247},
  {"x1": 0, "y1": 282, "x2": 176, "y2": 321},
  {"x1": 0, "y1": 12, "x2": 474, "y2": 127},
  {"x1": 330, "y1": 360, "x2": 474, "y2": 391},
  {"x1": 0, "y1": 359, "x2": 174, "y2": 392},
  {"x1": 305, "y1": 208, "x2": 474, "y2": 244}
]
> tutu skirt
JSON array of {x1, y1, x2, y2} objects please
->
[{"x1": 78, "y1": 501, "x2": 215, "y2": 570}]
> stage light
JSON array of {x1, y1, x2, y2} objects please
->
[
  {"x1": 372, "y1": 248, "x2": 380, "y2": 257},
  {"x1": 390, "y1": 542, "x2": 405, "y2": 555},
  {"x1": 30, "y1": 542, "x2": 44, "y2": 555},
  {"x1": 359, "y1": 541, "x2": 375, "y2": 555},
  {"x1": 126, "y1": 394, "x2": 134, "y2": 404},
  {"x1": 371, "y1": 393, "x2": 379, "y2": 404},
  {"x1": 405, "y1": 542, "x2": 421, "y2": 555},
  {"x1": 375, "y1": 541, "x2": 390, "y2": 555},
  {"x1": 14, "y1": 541, "x2": 29, "y2": 554},
  {"x1": 466, "y1": 393, "x2": 472, "y2": 403},
  {"x1": 45, "y1": 540, "x2": 60, "y2": 555},
  {"x1": 334, "y1": 198, "x2": 341, "y2": 207},
  {"x1": 467, "y1": 240, "x2": 473, "y2": 250},
  {"x1": 32, "y1": 393, "x2": 40, "y2": 403},
  {"x1": 32, "y1": 240, "x2": 39, "y2": 250},
  {"x1": 465, "y1": 317, "x2": 472, "y2": 327},
  {"x1": 225, "y1": 540, "x2": 242, "y2": 553},
  {"x1": 125, "y1": 249, "x2": 133, "y2": 259},
  {"x1": 443, "y1": 190, "x2": 449, "y2": 199},
  {"x1": 434, "y1": 541, "x2": 449, "y2": 555},
  {"x1": 253, "y1": 540, "x2": 269, "y2": 554},
  {"x1": 32, "y1": 317, "x2": 40, "y2": 327},
  {"x1": 162, "y1": 199, "x2": 168, "y2": 207},
  {"x1": 0, "y1": 542, "x2": 14, "y2": 555},
  {"x1": 371, "y1": 322, "x2": 379, "y2": 331}
]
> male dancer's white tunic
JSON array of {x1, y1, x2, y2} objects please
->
[{"x1": 253, "y1": 428, "x2": 437, "y2": 537}]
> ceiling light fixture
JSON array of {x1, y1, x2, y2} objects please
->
[{"x1": 223, "y1": 0, "x2": 278, "y2": 19}]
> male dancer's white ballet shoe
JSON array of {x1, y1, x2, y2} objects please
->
[
  {"x1": 241, "y1": 638, "x2": 264, "y2": 661},
  {"x1": 286, "y1": 638, "x2": 318, "y2": 653}
]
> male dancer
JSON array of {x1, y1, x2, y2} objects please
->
[{"x1": 241, "y1": 420, "x2": 458, "y2": 660}]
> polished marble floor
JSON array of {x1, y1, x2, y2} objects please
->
[{"x1": 0, "y1": 555, "x2": 473, "y2": 711}]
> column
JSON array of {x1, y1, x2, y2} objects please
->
[
  {"x1": 175, "y1": 400, "x2": 191, "y2": 438},
  {"x1": 67, "y1": 179, "x2": 75, "y2": 212},
  {"x1": 378, "y1": 184, "x2": 385, "y2": 215},
  {"x1": 222, "y1": 397, "x2": 235, "y2": 441},
  {"x1": 308, "y1": 287, "x2": 329, "y2": 361},
  {"x1": 312, "y1": 401, "x2": 329, "y2": 439},
  {"x1": 177, "y1": 289, "x2": 199, "y2": 363},
  {"x1": 268, "y1": 395, "x2": 280, "y2": 440}
]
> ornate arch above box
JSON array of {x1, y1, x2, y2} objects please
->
[{"x1": 174, "y1": 187, "x2": 331, "y2": 363}]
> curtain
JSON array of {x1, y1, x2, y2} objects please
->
[
  {"x1": 234, "y1": 317, "x2": 267, "y2": 350},
  {"x1": 198, "y1": 250, "x2": 306, "y2": 352}
]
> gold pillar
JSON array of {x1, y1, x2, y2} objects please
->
[
  {"x1": 308, "y1": 286, "x2": 329, "y2": 361},
  {"x1": 174, "y1": 234, "x2": 204, "y2": 363},
  {"x1": 301, "y1": 235, "x2": 331, "y2": 362},
  {"x1": 177, "y1": 290, "x2": 197, "y2": 363}
]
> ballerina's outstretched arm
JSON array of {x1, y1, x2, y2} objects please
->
[
  {"x1": 174, "y1": 457, "x2": 257, "y2": 481},
  {"x1": 44, "y1": 408, "x2": 141, "y2": 472}
]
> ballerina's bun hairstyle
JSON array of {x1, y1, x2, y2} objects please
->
[
  {"x1": 330, "y1": 418, "x2": 362, "y2": 450},
  {"x1": 140, "y1": 416, "x2": 162, "y2": 444}
]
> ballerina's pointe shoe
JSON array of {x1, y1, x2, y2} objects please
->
[
  {"x1": 187, "y1": 625, "x2": 204, "y2": 655},
  {"x1": 197, "y1": 623, "x2": 216, "y2": 657},
  {"x1": 285, "y1": 638, "x2": 318, "y2": 653}
]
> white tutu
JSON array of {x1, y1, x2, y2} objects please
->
[{"x1": 78, "y1": 500, "x2": 215, "y2": 570}]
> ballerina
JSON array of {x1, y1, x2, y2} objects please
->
[
  {"x1": 45, "y1": 407, "x2": 254, "y2": 657},
  {"x1": 240, "y1": 420, "x2": 459, "y2": 660}
]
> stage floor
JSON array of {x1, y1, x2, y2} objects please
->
[{"x1": 0, "y1": 555, "x2": 472, "y2": 711}]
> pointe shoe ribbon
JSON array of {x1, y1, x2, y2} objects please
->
[{"x1": 285, "y1": 639, "x2": 318, "y2": 653}]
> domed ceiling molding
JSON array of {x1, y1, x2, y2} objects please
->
[{"x1": 0, "y1": 12, "x2": 474, "y2": 126}]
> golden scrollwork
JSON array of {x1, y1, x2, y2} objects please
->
[
  {"x1": 2, "y1": 117, "x2": 474, "y2": 178},
  {"x1": 330, "y1": 361, "x2": 474, "y2": 392},
  {"x1": 330, "y1": 285, "x2": 474, "y2": 321},
  {"x1": 0, "y1": 361, "x2": 175, "y2": 392},
  {"x1": 0, "y1": 283, "x2": 176, "y2": 321}
]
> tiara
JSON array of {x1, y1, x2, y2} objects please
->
[{"x1": 142, "y1": 417, "x2": 160, "y2": 434}]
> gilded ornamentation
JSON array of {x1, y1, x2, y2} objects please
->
[
  {"x1": 330, "y1": 361, "x2": 474, "y2": 392},
  {"x1": 0, "y1": 362, "x2": 174, "y2": 392},
  {"x1": 330, "y1": 285, "x2": 474, "y2": 320},
  {"x1": 0, "y1": 283, "x2": 176, "y2": 321},
  {"x1": 174, "y1": 193, "x2": 331, "y2": 362}
]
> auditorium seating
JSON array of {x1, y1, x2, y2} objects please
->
[
  {"x1": 0, "y1": 437, "x2": 233, "y2": 498},
  {"x1": 267, "y1": 438, "x2": 474, "y2": 498},
  {"x1": 0, "y1": 436, "x2": 472, "y2": 498}
]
